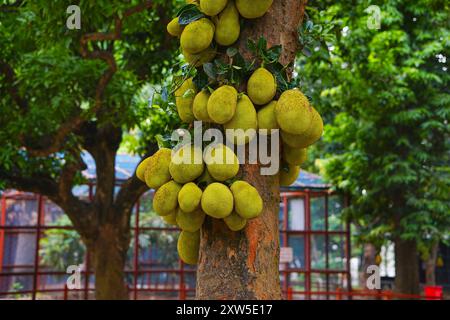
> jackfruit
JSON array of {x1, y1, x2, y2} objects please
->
[
  {"x1": 162, "y1": 211, "x2": 178, "y2": 226},
  {"x1": 143, "y1": 148, "x2": 172, "y2": 189},
  {"x1": 177, "y1": 230, "x2": 200, "y2": 265},
  {"x1": 178, "y1": 182, "x2": 203, "y2": 213},
  {"x1": 283, "y1": 146, "x2": 307, "y2": 166},
  {"x1": 275, "y1": 89, "x2": 312, "y2": 135},
  {"x1": 193, "y1": 90, "x2": 212, "y2": 122},
  {"x1": 136, "y1": 157, "x2": 152, "y2": 182},
  {"x1": 175, "y1": 78, "x2": 197, "y2": 123},
  {"x1": 207, "y1": 85, "x2": 237, "y2": 124},
  {"x1": 201, "y1": 182, "x2": 234, "y2": 218},
  {"x1": 176, "y1": 207, "x2": 206, "y2": 232},
  {"x1": 279, "y1": 164, "x2": 300, "y2": 186},
  {"x1": 182, "y1": 47, "x2": 216, "y2": 67},
  {"x1": 247, "y1": 68, "x2": 277, "y2": 105},
  {"x1": 223, "y1": 94, "x2": 257, "y2": 145},
  {"x1": 169, "y1": 145, "x2": 205, "y2": 184},
  {"x1": 186, "y1": 0, "x2": 197, "y2": 3},
  {"x1": 196, "y1": 168, "x2": 215, "y2": 189},
  {"x1": 153, "y1": 181, "x2": 182, "y2": 216},
  {"x1": 214, "y1": 1, "x2": 240, "y2": 46},
  {"x1": 180, "y1": 18, "x2": 215, "y2": 54},
  {"x1": 167, "y1": 17, "x2": 183, "y2": 37},
  {"x1": 257, "y1": 100, "x2": 279, "y2": 134},
  {"x1": 230, "y1": 180, "x2": 263, "y2": 219},
  {"x1": 224, "y1": 211, "x2": 247, "y2": 231},
  {"x1": 204, "y1": 143, "x2": 239, "y2": 181},
  {"x1": 280, "y1": 107, "x2": 323, "y2": 148},
  {"x1": 235, "y1": 0, "x2": 273, "y2": 19},
  {"x1": 200, "y1": 0, "x2": 228, "y2": 16}
]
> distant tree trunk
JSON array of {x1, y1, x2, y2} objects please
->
[
  {"x1": 196, "y1": 0, "x2": 308, "y2": 300},
  {"x1": 425, "y1": 242, "x2": 439, "y2": 286},
  {"x1": 394, "y1": 238, "x2": 420, "y2": 295}
]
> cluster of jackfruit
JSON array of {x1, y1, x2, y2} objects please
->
[
  {"x1": 135, "y1": 143, "x2": 264, "y2": 264},
  {"x1": 167, "y1": 0, "x2": 274, "y2": 67}
]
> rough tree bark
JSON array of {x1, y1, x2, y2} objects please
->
[
  {"x1": 196, "y1": 0, "x2": 308, "y2": 300},
  {"x1": 394, "y1": 238, "x2": 420, "y2": 295}
]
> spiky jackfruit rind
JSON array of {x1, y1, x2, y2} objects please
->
[
  {"x1": 280, "y1": 107, "x2": 324, "y2": 148},
  {"x1": 167, "y1": 17, "x2": 183, "y2": 37},
  {"x1": 201, "y1": 182, "x2": 234, "y2": 218},
  {"x1": 257, "y1": 100, "x2": 279, "y2": 133},
  {"x1": 176, "y1": 208, "x2": 206, "y2": 232},
  {"x1": 230, "y1": 180, "x2": 263, "y2": 219},
  {"x1": 279, "y1": 164, "x2": 300, "y2": 186},
  {"x1": 207, "y1": 85, "x2": 238, "y2": 124},
  {"x1": 178, "y1": 182, "x2": 203, "y2": 213},
  {"x1": 275, "y1": 89, "x2": 312, "y2": 135},
  {"x1": 143, "y1": 148, "x2": 172, "y2": 189},
  {"x1": 169, "y1": 145, "x2": 205, "y2": 184},
  {"x1": 204, "y1": 144, "x2": 239, "y2": 181},
  {"x1": 182, "y1": 47, "x2": 216, "y2": 67},
  {"x1": 177, "y1": 230, "x2": 200, "y2": 265},
  {"x1": 223, "y1": 94, "x2": 257, "y2": 145},
  {"x1": 193, "y1": 90, "x2": 212, "y2": 122},
  {"x1": 247, "y1": 68, "x2": 277, "y2": 105},
  {"x1": 283, "y1": 146, "x2": 308, "y2": 166},
  {"x1": 175, "y1": 78, "x2": 197, "y2": 123},
  {"x1": 162, "y1": 211, "x2": 178, "y2": 226},
  {"x1": 235, "y1": 0, "x2": 273, "y2": 19},
  {"x1": 214, "y1": 1, "x2": 240, "y2": 46},
  {"x1": 224, "y1": 211, "x2": 247, "y2": 231},
  {"x1": 180, "y1": 18, "x2": 215, "y2": 54},
  {"x1": 200, "y1": 0, "x2": 228, "y2": 16},
  {"x1": 153, "y1": 181, "x2": 182, "y2": 216},
  {"x1": 136, "y1": 157, "x2": 152, "y2": 182}
]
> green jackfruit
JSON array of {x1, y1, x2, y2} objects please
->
[
  {"x1": 214, "y1": 1, "x2": 240, "y2": 46},
  {"x1": 177, "y1": 230, "x2": 200, "y2": 265},
  {"x1": 224, "y1": 211, "x2": 247, "y2": 231},
  {"x1": 236, "y1": 0, "x2": 273, "y2": 19},
  {"x1": 193, "y1": 90, "x2": 212, "y2": 122},
  {"x1": 201, "y1": 182, "x2": 234, "y2": 218},
  {"x1": 175, "y1": 78, "x2": 197, "y2": 123},
  {"x1": 180, "y1": 18, "x2": 215, "y2": 54},
  {"x1": 182, "y1": 47, "x2": 216, "y2": 67},
  {"x1": 162, "y1": 211, "x2": 178, "y2": 226},
  {"x1": 280, "y1": 107, "x2": 323, "y2": 148},
  {"x1": 275, "y1": 89, "x2": 312, "y2": 135},
  {"x1": 257, "y1": 100, "x2": 279, "y2": 134},
  {"x1": 178, "y1": 182, "x2": 203, "y2": 213},
  {"x1": 167, "y1": 17, "x2": 183, "y2": 37},
  {"x1": 196, "y1": 168, "x2": 215, "y2": 189},
  {"x1": 223, "y1": 94, "x2": 257, "y2": 145},
  {"x1": 169, "y1": 145, "x2": 205, "y2": 184},
  {"x1": 247, "y1": 68, "x2": 277, "y2": 105},
  {"x1": 143, "y1": 148, "x2": 172, "y2": 189},
  {"x1": 176, "y1": 208, "x2": 206, "y2": 232},
  {"x1": 279, "y1": 164, "x2": 300, "y2": 186},
  {"x1": 153, "y1": 181, "x2": 182, "y2": 216},
  {"x1": 283, "y1": 146, "x2": 307, "y2": 166},
  {"x1": 136, "y1": 157, "x2": 152, "y2": 182},
  {"x1": 230, "y1": 181, "x2": 263, "y2": 219},
  {"x1": 200, "y1": 0, "x2": 228, "y2": 16},
  {"x1": 207, "y1": 85, "x2": 237, "y2": 124},
  {"x1": 204, "y1": 143, "x2": 239, "y2": 181}
]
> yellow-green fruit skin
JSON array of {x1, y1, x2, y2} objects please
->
[
  {"x1": 193, "y1": 90, "x2": 212, "y2": 122},
  {"x1": 177, "y1": 230, "x2": 200, "y2": 265},
  {"x1": 162, "y1": 211, "x2": 178, "y2": 226},
  {"x1": 136, "y1": 157, "x2": 152, "y2": 182},
  {"x1": 169, "y1": 145, "x2": 205, "y2": 184},
  {"x1": 224, "y1": 211, "x2": 247, "y2": 231},
  {"x1": 279, "y1": 164, "x2": 300, "y2": 186},
  {"x1": 247, "y1": 68, "x2": 277, "y2": 105},
  {"x1": 230, "y1": 181, "x2": 263, "y2": 219},
  {"x1": 175, "y1": 78, "x2": 197, "y2": 123},
  {"x1": 178, "y1": 182, "x2": 203, "y2": 213},
  {"x1": 214, "y1": 1, "x2": 240, "y2": 46},
  {"x1": 201, "y1": 182, "x2": 234, "y2": 218},
  {"x1": 275, "y1": 89, "x2": 312, "y2": 135},
  {"x1": 153, "y1": 181, "x2": 182, "y2": 216},
  {"x1": 283, "y1": 146, "x2": 307, "y2": 166},
  {"x1": 180, "y1": 18, "x2": 215, "y2": 54},
  {"x1": 204, "y1": 143, "x2": 239, "y2": 181},
  {"x1": 144, "y1": 148, "x2": 172, "y2": 189},
  {"x1": 167, "y1": 17, "x2": 183, "y2": 37},
  {"x1": 207, "y1": 85, "x2": 237, "y2": 124},
  {"x1": 223, "y1": 94, "x2": 257, "y2": 145},
  {"x1": 257, "y1": 100, "x2": 279, "y2": 133},
  {"x1": 196, "y1": 169, "x2": 215, "y2": 188},
  {"x1": 200, "y1": 0, "x2": 228, "y2": 16},
  {"x1": 182, "y1": 47, "x2": 216, "y2": 67},
  {"x1": 176, "y1": 208, "x2": 206, "y2": 232},
  {"x1": 236, "y1": 0, "x2": 273, "y2": 19},
  {"x1": 280, "y1": 107, "x2": 324, "y2": 148}
]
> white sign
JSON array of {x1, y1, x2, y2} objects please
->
[{"x1": 280, "y1": 247, "x2": 293, "y2": 264}]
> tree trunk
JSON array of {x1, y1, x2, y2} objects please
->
[
  {"x1": 196, "y1": 0, "x2": 307, "y2": 300},
  {"x1": 90, "y1": 223, "x2": 130, "y2": 300},
  {"x1": 394, "y1": 238, "x2": 420, "y2": 296},
  {"x1": 425, "y1": 242, "x2": 439, "y2": 286}
]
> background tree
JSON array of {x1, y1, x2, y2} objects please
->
[
  {"x1": 0, "y1": 0, "x2": 181, "y2": 299},
  {"x1": 299, "y1": 0, "x2": 450, "y2": 294}
]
